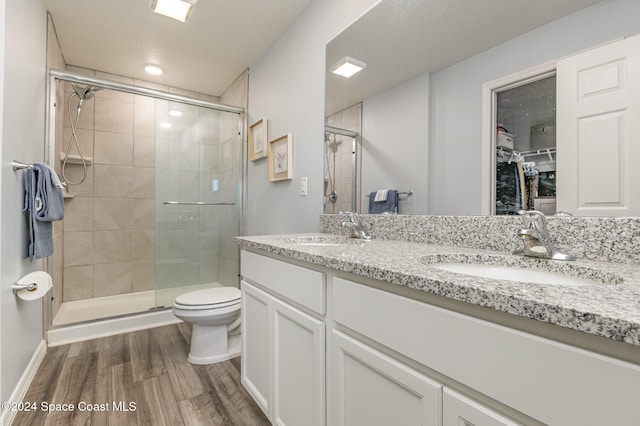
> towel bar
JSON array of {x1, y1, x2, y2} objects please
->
[
  {"x1": 12, "y1": 160, "x2": 34, "y2": 171},
  {"x1": 365, "y1": 190, "x2": 413, "y2": 198},
  {"x1": 163, "y1": 201, "x2": 236, "y2": 206}
]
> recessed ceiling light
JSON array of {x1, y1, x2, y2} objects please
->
[
  {"x1": 145, "y1": 64, "x2": 164, "y2": 76},
  {"x1": 150, "y1": 0, "x2": 198, "y2": 23},
  {"x1": 169, "y1": 110, "x2": 183, "y2": 117},
  {"x1": 160, "y1": 122, "x2": 172, "y2": 128},
  {"x1": 330, "y1": 56, "x2": 367, "y2": 78}
]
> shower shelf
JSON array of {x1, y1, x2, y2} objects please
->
[{"x1": 59, "y1": 152, "x2": 93, "y2": 165}]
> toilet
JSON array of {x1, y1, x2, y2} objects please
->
[{"x1": 172, "y1": 287, "x2": 242, "y2": 365}]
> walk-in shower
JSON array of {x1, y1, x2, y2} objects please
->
[{"x1": 46, "y1": 70, "x2": 244, "y2": 332}]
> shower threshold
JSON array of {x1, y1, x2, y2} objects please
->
[
  {"x1": 48, "y1": 284, "x2": 225, "y2": 346},
  {"x1": 52, "y1": 290, "x2": 156, "y2": 326}
]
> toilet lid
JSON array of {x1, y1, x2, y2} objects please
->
[{"x1": 174, "y1": 287, "x2": 241, "y2": 308}]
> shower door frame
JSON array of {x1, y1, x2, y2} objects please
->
[{"x1": 46, "y1": 69, "x2": 246, "y2": 327}]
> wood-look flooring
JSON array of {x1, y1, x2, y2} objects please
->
[{"x1": 14, "y1": 323, "x2": 270, "y2": 426}]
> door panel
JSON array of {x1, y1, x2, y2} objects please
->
[{"x1": 557, "y1": 35, "x2": 640, "y2": 216}]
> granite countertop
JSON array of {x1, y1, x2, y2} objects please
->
[{"x1": 237, "y1": 233, "x2": 640, "y2": 347}]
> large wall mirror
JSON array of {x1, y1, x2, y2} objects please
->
[{"x1": 324, "y1": 0, "x2": 627, "y2": 216}]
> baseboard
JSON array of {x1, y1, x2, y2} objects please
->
[
  {"x1": 0, "y1": 340, "x2": 47, "y2": 426},
  {"x1": 47, "y1": 309, "x2": 181, "y2": 347}
]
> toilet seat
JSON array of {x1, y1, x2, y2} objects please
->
[{"x1": 174, "y1": 287, "x2": 241, "y2": 311}]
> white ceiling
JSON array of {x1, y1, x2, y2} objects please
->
[
  {"x1": 45, "y1": 0, "x2": 312, "y2": 97},
  {"x1": 326, "y1": 0, "x2": 603, "y2": 115}
]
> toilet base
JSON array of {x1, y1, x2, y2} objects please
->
[{"x1": 187, "y1": 324, "x2": 241, "y2": 365}]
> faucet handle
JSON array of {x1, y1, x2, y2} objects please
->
[
  {"x1": 517, "y1": 210, "x2": 549, "y2": 234},
  {"x1": 340, "y1": 211, "x2": 361, "y2": 224}
]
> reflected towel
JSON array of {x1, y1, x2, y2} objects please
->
[
  {"x1": 368, "y1": 189, "x2": 399, "y2": 214},
  {"x1": 374, "y1": 189, "x2": 389, "y2": 202},
  {"x1": 23, "y1": 163, "x2": 65, "y2": 259}
]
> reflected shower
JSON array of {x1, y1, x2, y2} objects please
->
[{"x1": 324, "y1": 132, "x2": 340, "y2": 204}]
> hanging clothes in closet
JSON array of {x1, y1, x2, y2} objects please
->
[{"x1": 496, "y1": 161, "x2": 524, "y2": 215}]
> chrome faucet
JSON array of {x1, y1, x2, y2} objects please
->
[
  {"x1": 341, "y1": 212, "x2": 372, "y2": 240},
  {"x1": 517, "y1": 210, "x2": 575, "y2": 261}
]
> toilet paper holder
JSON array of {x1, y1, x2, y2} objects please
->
[{"x1": 12, "y1": 282, "x2": 38, "y2": 294}]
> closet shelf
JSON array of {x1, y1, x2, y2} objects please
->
[
  {"x1": 59, "y1": 152, "x2": 92, "y2": 166},
  {"x1": 520, "y1": 148, "x2": 556, "y2": 156}
]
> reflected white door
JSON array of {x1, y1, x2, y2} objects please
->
[{"x1": 557, "y1": 35, "x2": 640, "y2": 216}]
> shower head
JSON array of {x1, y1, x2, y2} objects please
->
[
  {"x1": 71, "y1": 83, "x2": 101, "y2": 100},
  {"x1": 324, "y1": 132, "x2": 342, "y2": 147}
]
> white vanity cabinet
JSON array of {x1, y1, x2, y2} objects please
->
[
  {"x1": 240, "y1": 248, "x2": 640, "y2": 426},
  {"x1": 332, "y1": 330, "x2": 442, "y2": 426},
  {"x1": 332, "y1": 276, "x2": 640, "y2": 426},
  {"x1": 442, "y1": 388, "x2": 521, "y2": 426},
  {"x1": 240, "y1": 251, "x2": 326, "y2": 426}
]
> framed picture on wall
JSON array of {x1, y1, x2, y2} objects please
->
[
  {"x1": 268, "y1": 134, "x2": 293, "y2": 182},
  {"x1": 249, "y1": 118, "x2": 268, "y2": 161}
]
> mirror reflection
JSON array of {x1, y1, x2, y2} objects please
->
[
  {"x1": 323, "y1": 122, "x2": 361, "y2": 214},
  {"x1": 324, "y1": 0, "x2": 636, "y2": 216},
  {"x1": 495, "y1": 75, "x2": 556, "y2": 215}
]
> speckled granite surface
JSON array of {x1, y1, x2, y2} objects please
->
[
  {"x1": 237, "y1": 232, "x2": 640, "y2": 346},
  {"x1": 320, "y1": 214, "x2": 640, "y2": 265}
]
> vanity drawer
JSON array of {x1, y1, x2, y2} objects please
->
[{"x1": 241, "y1": 250, "x2": 326, "y2": 315}]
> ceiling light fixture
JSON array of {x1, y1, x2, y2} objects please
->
[
  {"x1": 144, "y1": 64, "x2": 164, "y2": 76},
  {"x1": 150, "y1": 0, "x2": 198, "y2": 23},
  {"x1": 169, "y1": 110, "x2": 183, "y2": 117},
  {"x1": 160, "y1": 122, "x2": 172, "y2": 128},
  {"x1": 330, "y1": 56, "x2": 367, "y2": 78}
]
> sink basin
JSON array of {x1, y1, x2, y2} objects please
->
[
  {"x1": 433, "y1": 263, "x2": 599, "y2": 287},
  {"x1": 420, "y1": 253, "x2": 622, "y2": 287},
  {"x1": 299, "y1": 242, "x2": 349, "y2": 247},
  {"x1": 282, "y1": 235, "x2": 363, "y2": 247}
]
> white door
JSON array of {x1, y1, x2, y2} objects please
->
[
  {"x1": 241, "y1": 281, "x2": 272, "y2": 418},
  {"x1": 557, "y1": 34, "x2": 640, "y2": 216},
  {"x1": 442, "y1": 388, "x2": 521, "y2": 426},
  {"x1": 272, "y1": 298, "x2": 325, "y2": 426},
  {"x1": 332, "y1": 330, "x2": 442, "y2": 426}
]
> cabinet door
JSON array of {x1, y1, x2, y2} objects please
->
[
  {"x1": 443, "y1": 388, "x2": 521, "y2": 426},
  {"x1": 332, "y1": 330, "x2": 442, "y2": 426},
  {"x1": 557, "y1": 34, "x2": 640, "y2": 216},
  {"x1": 272, "y1": 298, "x2": 325, "y2": 426},
  {"x1": 241, "y1": 281, "x2": 272, "y2": 418}
]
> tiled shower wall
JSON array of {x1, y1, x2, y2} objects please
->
[
  {"x1": 324, "y1": 103, "x2": 362, "y2": 214},
  {"x1": 60, "y1": 70, "x2": 157, "y2": 301}
]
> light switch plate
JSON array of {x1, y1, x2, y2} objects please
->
[{"x1": 300, "y1": 177, "x2": 308, "y2": 196}]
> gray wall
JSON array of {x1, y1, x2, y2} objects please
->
[
  {"x1": 362, "y1": 73, "x2": 429, "y2": 214},
  {"x1": 429, "y1": 0, "x2": 640, "y2": 215},
  {"x1": 0, "y1": 0, "x2": 48, "y2": 403},
  {"x1": 247, "y1": 0, "x2": 380, "y2": 235}
]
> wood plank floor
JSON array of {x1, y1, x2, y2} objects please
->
[{"x1": 14, "y1": 323, "x2": 270, "y2": 426}]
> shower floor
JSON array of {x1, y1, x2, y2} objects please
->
[{"x1": 52, "y1": 283, "x2": 221, "y2": 326}]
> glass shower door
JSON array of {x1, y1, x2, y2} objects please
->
[{"x1": 154, "y1": 100, "x2": 241, "y2": 308}]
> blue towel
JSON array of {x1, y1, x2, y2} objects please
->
[
  {"x1": 23, "y1": 163, "x2": 64, "y2": 260},
  {"x1": 368, "y1": 189, "x2": 399, "y2": 214}
]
